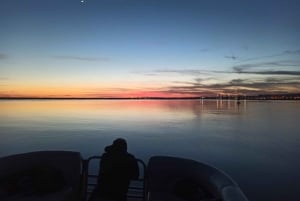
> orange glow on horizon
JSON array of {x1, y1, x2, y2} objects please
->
[
  {"x1": 0, "y1": 86, "x2": 202, "y2": 98},
  {"x1": 2, "y1": 79, "x2": 299, "y2": 98}
]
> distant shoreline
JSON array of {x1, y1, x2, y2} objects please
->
[{"x1": 0, "y1": 94, "x2": 299, "y2": 101}]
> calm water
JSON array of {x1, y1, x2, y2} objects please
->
[{"x1": 0, "y1": 99, "x2": 299, "y2": 201}]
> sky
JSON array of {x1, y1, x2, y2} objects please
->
[{"x1": 1, "y1": 0, "x2": 300, "y2": 98}]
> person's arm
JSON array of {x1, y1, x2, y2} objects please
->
[
  {"x1": 98, "y1": 154, "x2": 109, "y2": 183},
  {"x1": 130, "y1": 156, "x2": 139, "y2": 179}
]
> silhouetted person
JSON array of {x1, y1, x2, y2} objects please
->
[{"x1": 89, "y1": 138, "x2": 139, "y2": 201}]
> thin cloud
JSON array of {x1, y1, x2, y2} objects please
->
[
  {"x1": 225, "y1": 55, "x2": 239, "y2": 60},
  {"x1": 133, "y1": 69, "x2": 210, "y2": 77},
  {"x1": 207, "y1": 77, "x2": 300, "y2": 89},
  {"x1": 199, "y1": 48, "x2": 209, "y2": 52},
  {"x1": 53, "y1": 55, "x2": 110, "y2": 62},
  {"x1": 137, "y1": 61, "x2": 300, "y2": 78},
  {"x1": 229, "y1": 79, "x2": 248, "y2": 84},
  {"x1": 134, "y1": 65, "x2": 234, "y2": 77},
  {"x1": 140, "y1": 73, "x2": 160, "y2": 76},
  {"x1": 154, "y1": 69, "x2": 208, "y2": 75},
  {"x1": 232, "y1": 60, "x2": 300, "y2": 72},
  {"x1": 283, "y1": 50, "x2": 300, "y2": 54},
  {"x1": 162, "y1": 77, "x2": 300, "y2": 96},
  {"x1": 264, "y1": 77, "x2": 299, "y2": 83},
  {"x1": 238, "y1": 49, "x2": 300, "y2": 62},
  {"x1": 151, "y1": 60, "x2": 300, "y2": 76},
  {"x1": 235, "y1": 70, "x2": 300, "y2": 76}
]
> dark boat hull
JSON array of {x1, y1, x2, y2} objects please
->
[{"x1": 146, "y1": 156, "x2": 248, "y2": 201}]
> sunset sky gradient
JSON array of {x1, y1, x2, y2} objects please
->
[{"x1": 1, "y1": 0, "x2": 300, "y2": 98}]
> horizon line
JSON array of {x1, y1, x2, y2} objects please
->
[{"x1": 0, "y1": 93, "x2": 299, "y2": 100}]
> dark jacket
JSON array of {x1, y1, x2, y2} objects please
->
[{"x1": 96, "y1": 146, "x2": 139, "y2": 200}]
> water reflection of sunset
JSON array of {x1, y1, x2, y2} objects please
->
[{"x1": 0, "y1": 100, "x2": 246, "y2": 122}]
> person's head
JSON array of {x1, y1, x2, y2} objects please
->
[{"x1": 105, "y1": 138, "x2": 127, "y2": 153}]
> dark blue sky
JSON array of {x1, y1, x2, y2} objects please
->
[{"x1": 1, "y1": 0, "x2": 300, "y2": 97}]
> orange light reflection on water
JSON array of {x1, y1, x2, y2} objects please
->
[
  {"x1": 0, "y1": 100, "x2": 198, "y2": 121},
  {"x1": 0, "y1": 99, "x2": 248, "y2": 125}
]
